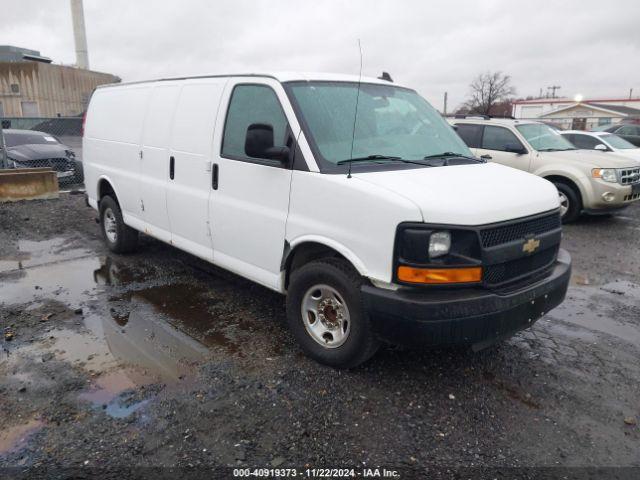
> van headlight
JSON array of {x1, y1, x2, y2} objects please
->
[
  {"x1": 592, "y1": 168, "x2": 617, "y2": 183},
  {"x1": 428, "y1": 231, "x2": 451, "y2": 258},
  {"x1": 395, "y1": 225, "x2": 482, "y2": 285}
]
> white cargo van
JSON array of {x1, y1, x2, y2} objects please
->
[{"x1": 84, "y1": 72, "x2": 571, "y2": 367}]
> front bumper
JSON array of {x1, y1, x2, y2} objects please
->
[
  {"x1": 362, "y1": 249, "x2": 571, "y2": 348},
  {"x1": 584, "y1": 179, "x2": 640, "y2": 210}
]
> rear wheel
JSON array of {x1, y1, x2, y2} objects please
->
[
  {"x1": 99, "y1": 195, "x2": 138, "y2": 253},
  {"x1": 554, "y1": 182, "x2": 581, "y2": 223},
  {"x1": 286, "y1": 258, "x2": 380, "y2": 368}
]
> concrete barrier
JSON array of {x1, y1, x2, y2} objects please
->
[{"x1": 0, "y1": 168, "x2": 59, "y2": 202}]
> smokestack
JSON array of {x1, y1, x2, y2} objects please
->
[{"x1": 70, "y1": 0, "x2": 90, "y2": 70}]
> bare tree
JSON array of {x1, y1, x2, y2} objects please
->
[{"x1": 466, "y1": 71, "x2": 516, "y2": 116}]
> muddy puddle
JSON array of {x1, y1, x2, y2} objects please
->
[
  {"x1": 548, "y1": 280, "x2": 640, "y2": 345},
  {"x1": 0, "y1": 419, "x2": 43, "y2": 456},
  {"x1": 0, "y1": 237, "x2": 93, "y2": 274},
  {"x1": 1, "y1": 236, "x2": 281, "y2": 424}
]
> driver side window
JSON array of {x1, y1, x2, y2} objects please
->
[
  {"x1": 481, "y1": 126, "x2": 524, "y2": 152},
  {"x1": 221, "y1": 84, "x2": 289, "y2": 161}
]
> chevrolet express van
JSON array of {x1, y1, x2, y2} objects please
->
[{"x1": 84, "y1": 72, "x2": 571, "y2": 367}]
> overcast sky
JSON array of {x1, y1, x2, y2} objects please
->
[{"x1": 2, "y1": 0, "x2": 639, "y2": 110}]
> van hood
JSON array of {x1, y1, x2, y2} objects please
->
[
  {"x1": 354, "y1": 162, "x2": 559, "y2": 225},
  {"x1": 541, "y1": 149, "x2": 640, "y2": 168}
]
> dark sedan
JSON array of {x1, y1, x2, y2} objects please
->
[
  {"x1": 604, "y1": 123, "x2": 640, "y2": 147},
  {"x1": 1, "y1": 129, "x2": 83, "y2": 185}
]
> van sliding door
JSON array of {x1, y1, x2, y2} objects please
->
[
  {"x1": 166, "y1": 80, "x2": 226, "y2": 259},
  {"x1": 139, "y1": 84, "x2": 181, "y2": 242}
]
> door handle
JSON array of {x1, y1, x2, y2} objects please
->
[
  {"x1": 480, "y1": 154, "x2": 492, "y2": 160},
  {"x1": 169, "y1": 156, "x2": 175, "y2": 180},
  {"x1": 212, "y1": 163, "x2": 219, "y2": 190}
]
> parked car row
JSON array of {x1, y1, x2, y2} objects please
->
[
  {"x1": 0, "y1": 129, "x2": 84, "y2": 187},
  {"x1": 450, "y1": 117, "x2": 640, "y2": 222}
]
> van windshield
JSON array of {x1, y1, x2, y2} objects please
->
[{"x1": 286, "y1": 82, "x2": 473, "y2": 171}]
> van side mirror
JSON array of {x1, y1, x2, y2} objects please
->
[
  {"x1": 504, "y1": 143, "x2": 527, "y2": 155},
  {"x1": 594, "y1": 144, "x2": 608, "y2": 151},
  {"x1": 245, "y1": 123, "x2": 289, "y2": 163}
]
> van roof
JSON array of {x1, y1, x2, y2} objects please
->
[{"x1": 96, "y1": 72, "x2": 399, "y2": 89}]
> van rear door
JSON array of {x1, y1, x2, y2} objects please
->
[
  {"x1": 209, "y1": 79, "x2": 296, "y2": 290},
  {"x1": 166, "y1": 79, "x2": 227, "y2": 259}
]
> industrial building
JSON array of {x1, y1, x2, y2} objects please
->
[{"x1": 0, "y1": 45, "x2": 119, "y2": 117}]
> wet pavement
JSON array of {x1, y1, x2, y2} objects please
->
[{"x1": 0, "y1": 195, "x2": 639, "y2": 476}]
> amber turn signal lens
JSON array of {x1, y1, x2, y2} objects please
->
[{"x1": 397, "y1": 266, "x2": 482, "y2": 284}]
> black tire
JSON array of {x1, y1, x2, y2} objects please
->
[
  {"x1": 99, "y1": 195, "x2": 138, "y2": 253},
  {"x1": 554, "y1": 181, "x2": 581, "y2": 223},
  {"x1": 286, "y1": 258, "x2": 380, "y2": 368}
]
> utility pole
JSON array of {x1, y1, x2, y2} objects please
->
[
  {"x1": 547, "y1": 85, "x2": 561, "y2": 99},
  {"x1": 630, "y1": 88, "x2": 634, "y2": 100},
  {"x1": 443, "y1": 92, "x2": 448, "y2": 116}
]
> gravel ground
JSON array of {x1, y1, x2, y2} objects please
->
[{"x1": 0, "y1": 194, "x2": 639, "y2": 479}]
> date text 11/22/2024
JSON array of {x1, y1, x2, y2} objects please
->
[{"x1": 232, "y1": 467, "x2": 400, "y2": 477}]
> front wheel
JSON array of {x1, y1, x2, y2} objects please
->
[
  {"x1": 554, "y1": 182, "x2": 581, "y2": 223},
  {"x1": 286, "y1": 258, "x2": 380, "y2": 368}
]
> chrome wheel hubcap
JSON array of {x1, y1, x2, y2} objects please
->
[
  {"x1": 103, "y1": 208, "x2": 118, "y2": 243},
  {"x1": 301, "y1": 284, "x2": 350, "y2": 348},
  {"x1": 558, "y1": 191, "x2": 569, "y2": 217}
]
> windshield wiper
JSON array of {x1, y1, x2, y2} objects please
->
[
  {"x1": 336, "y1": 155, "x2": 429, "y2": 167},
  {"x1": 336, "y1": 155, "x2": 402, "y2": 165},
  {"x1": 421, "y1": 152, "x2": 485, "y2": 164}
]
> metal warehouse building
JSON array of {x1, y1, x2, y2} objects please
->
[{"x1": 0, "y1": 45, "x2": 119, "y2": 117}]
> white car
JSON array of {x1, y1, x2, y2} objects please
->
[
  {"x1": 83, "y1": 72, "x2": 570, "y2": 367},
  {"x1": 560, "y1": 130, "x2": 640, "y2": 162}
]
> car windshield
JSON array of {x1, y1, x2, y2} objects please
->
[
  {"x1": 516, "y1": 124, "x2": 576, "y2": 151},
  {"x1": 286, "y1": 82, "x2": 473, "y2": 169},
  {"x1": 3, "y1": 131, "x2": 59, "y2": 148},
  {"x1": 601, "y1": 133, "x2": 636, "y2": 149}
]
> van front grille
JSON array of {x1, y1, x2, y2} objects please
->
[
  {"x1": 484, "y1": 247, "x2": 558, "y2": 287},
  {"x1": 480, "y1": 213, "x2": 561, "y2": 248}
]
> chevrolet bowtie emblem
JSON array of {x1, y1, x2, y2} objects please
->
[{"x1": 522, "y1": 238, "x2": 541, "y2": 254}]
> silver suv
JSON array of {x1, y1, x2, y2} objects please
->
[{"x1": 451, "y1": 117, "x2": 640, "y2": 222}]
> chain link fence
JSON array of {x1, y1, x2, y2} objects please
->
[{"x1": 0, "y1": 116, "x2": 84, "y2": 189}]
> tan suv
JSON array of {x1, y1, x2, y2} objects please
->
[{"x1": 451, "y1": 118, "x2": 640, "y2": 222}]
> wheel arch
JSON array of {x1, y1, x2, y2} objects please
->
[
  {"x1": 283, "y1": 237, "x2": 368, "y2": 290},
  {"x1": 542, "y1": 174, "x2": 583, "y2": 203},
  {"x1": 96, "y1": 175, "x2": 121, "y2": 207}
]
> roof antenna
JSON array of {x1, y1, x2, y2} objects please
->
[
  {"x1": 347, "y1": 39, "x2": 363, "y2": 179},
  {"x1": 378, "y1": 71, "x2": 393, "y2": 82}
]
